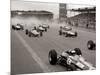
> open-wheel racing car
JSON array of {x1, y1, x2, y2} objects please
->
[
  {"x1": 40, "y1": 24, "x2": 50, "y2": 32},
  {"x1": 37, "y1": 25, "x2": 46, "y2": 32},
  {"x1": 87, "y1": 40, "x2": 96, "y2": 50},
  {"x1": 25, "y1": 27, "x2": 43, "y2": 37},
  {"x1": 42, "y1": 24, "x2": 49, "y2": 28},
  {"x1": 12, "y1": 24, "x2": 24, "y2": 30},
  {"x1": 48, "y1": 48, "x2": 95, "y2": 71},
  {"x1": 59, "y1": 25, "x2": 77, "y2": 37}
]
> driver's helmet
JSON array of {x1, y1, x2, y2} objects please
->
[
  {"x1": 34, "y1": 26, "x2": 37, "y2": 30},
  {"x1": 39, "y1": 25, "x2": 41, "y2": 27},
  {"x1": 70, "y1": 50, "x2": 76, "y2": 55}
]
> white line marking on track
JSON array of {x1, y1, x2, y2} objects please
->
[{"x1": 14, "y1": 31, "x2": 51, "y2": 72}]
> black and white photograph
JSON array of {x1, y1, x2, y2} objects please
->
[{"x1": 11, "y1": 0, "x2": 96, "y2": 75}]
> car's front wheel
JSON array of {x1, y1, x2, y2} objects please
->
[
  {"x1": 12, "y1": 26, "x2": 15, "y2": 30},
  {"x1": 25, "y1": 29, "x2": 28, "y2": 35},
  {"x1": 45, "y1": 28, "x2": 47, "y2": 32},
  {"x1": 40, "y1": 31, "x2": 43, "y2": 37},
  {"x1": 49, "y1": 49, "x2": 57, "y2": 65},
  {"x1": 65, "y1": 33, "x2": 68, "y2": 37},
  {"x1": 74, "y1": 32, "x2": 77, "y2": 37},
  {"x1": 87, "y1": 40, "x2": 95, "y2": 50},
  {"x1": 59, "y1": 30, "x2": 62, "y2": 35},
  {"x1": 28, "y1": 32, "x2": 32, "y2": 37}
]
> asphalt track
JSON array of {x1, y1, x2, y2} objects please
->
[{"x1": 11, "y1": 23, "x2": 96, "y2": 75}]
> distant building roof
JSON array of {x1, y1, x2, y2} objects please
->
[
  {"x1": 11, "y1": 10, "x2": 53, "y2": 15},
  {"x1": 70, "y1": 7, "x2": 96, "y2": 12}
]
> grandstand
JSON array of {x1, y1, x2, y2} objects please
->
[{"x1": 68, "y1": 7, "x2": 96, "y2": 29}]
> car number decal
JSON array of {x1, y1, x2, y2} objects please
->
[{"x1": 67, "y1": 58, "x2": 72, "y2": 65}]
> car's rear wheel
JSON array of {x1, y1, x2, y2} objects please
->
[
  {"x1": 12, "y1": 26, "x2": 15, "y2": 30},
  {"x1": 59, "y1": 30, "x2": 62, "y2": 35},
  {"x1": 60, "y1": 26, "x2": 62, "y2": 29},
  {"x1": 25, "y1": 29, "x2": 28, "y2": 35},
  {"x1": 49, "y1": 49, "x2": 57, "y2": 65},
  {"x1": 40, "y1": 31, "x2": 43, "y2": 37},
  {"x1": 74, "y1": 48, "x2": 82, "y2": 55},
  {"x1": 65, "y1": 33, "x2": 68, "y2": 37},
  {"x1": 87, "y1": 40, "x2": 95, "y2": 50},
  {"x1": 75, "y1": 32, "x2": 77, "y2": 37},
  {"x1": 13, "y1": 27, "x2": 15, "y2": 30},
  {"x1": 45, "y1": 28, "x2": 47, "y2": 32},
  {"x1": 28, "y1": 32, "x2": 31, "y2": 37}
]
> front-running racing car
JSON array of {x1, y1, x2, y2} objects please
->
[
  {"x1": 40, "y1": 24, "x2": 50, "y2": 32},
  {"x1": 59, "y1": 25, "x2": 77, "y2": 37},
  {"x1": 48, "y1": 48, "x2": 95, "y2": 71}
]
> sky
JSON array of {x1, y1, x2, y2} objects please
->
[{"x1": 11, "y1": 0, "x2": 96, "y2": 18}]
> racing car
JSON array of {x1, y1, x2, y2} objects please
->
[
  {"x1": 36, "y1": 25, "x2": 46, "y2": 32},
  {"x1": 59, "y1": 25, "x2": 77, "y2": 37},
  {"x1": 87, "y1": 40, "x2": 96, "y2": 50},
  {"x1": 48, "y1": 48, "x2": 95, "y2": 71},
  {"x1": 60, "y1": 25, "x2": 72, "y2": 31},
  {"x1": 42, "y1": 24, "x2": 49, "y2": 28},
  {"x1": 40, "y1": 24, "x2": 50, "y2": 32},
  {"x1": 12, "y1": 24, "x2": 24, "y2": 30},
  {"x1": 25, "y1": 27, "x2": 43, "y2": 37}
]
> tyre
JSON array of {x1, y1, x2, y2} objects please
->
[
  {"x1": 67, "y1": 64, "x2": 77, "y2": 71},
  {"x1": 60, "y1": 26, "x2": 62, "y2": 29},
  {"x1": 74, "y1": 32, "x2": 77, "y2": 37},
  {"x1": 59, "y1": 30, "x2": 62, "y2": 35},
  {"x1": 87, "y1": 40, "x2": 95, "y2": 50},
  {"x1": 45, "y1": 28, "x2": 47, "y2": 32},
  {"x1": 28, "y1": 32, "x2": 31, "y2": 37},
  {"x1": 12, "y1": 26, "x2": 15, "y2": 30},
  {"x1": 49, "y1": 49, "x2": 57, "y2": 65},
  {"x1": 14, "y1": 27, "x2": 16, "y2": 30},
  {"x1": 74, "y1": 48, "x2": 82, "y2": 55},
  {"x1": 40, "y1": 31, "x2": 43, "y2": 37},
  {"x1": 34, "y1": 26, "x2": 36, "y2": 30},
  {"x1": 65, "y1": 33, "x2": 68, "y2": 37},
  {"x1": 25, "y1": 29, "x2": 28, "y2": 35}
]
